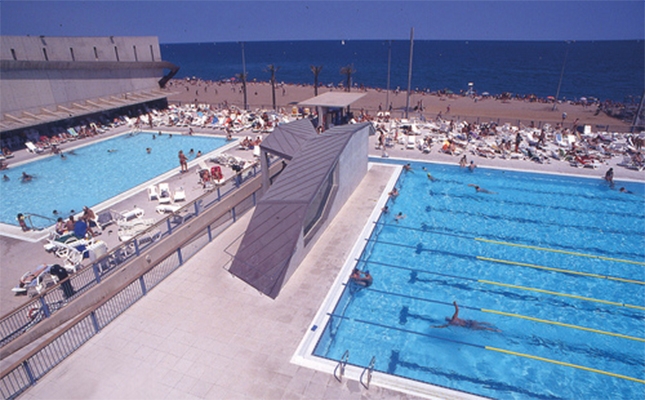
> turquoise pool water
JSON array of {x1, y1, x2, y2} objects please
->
[
  {"x1": 0, "y1": 132, "x2": 227, "y2": 226},
  {"x1": 314, "y1": 161, "x2": 645, "y2": 399}
]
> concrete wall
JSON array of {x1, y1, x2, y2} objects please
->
[
  {"x1": 285, "y1": 125, "x2": 370, "y2": 291},
  {"x1": 1, "y1": 36, "x2": 160, "y2": 62},
  {"x1": 0, "y1": 36, "x2": 166, "y2": 116}
]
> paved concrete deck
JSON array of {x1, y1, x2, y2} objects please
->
[
  {"x1": 19, "y1": 163, "x2": 423, "y2": 400},
  {"x1": 4, "y1": 123, "x2": 644, "y2": 399}
]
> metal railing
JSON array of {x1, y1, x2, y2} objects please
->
[
  {"x1": 0, "y1": 158, "x2": 283, "y2": 399},
  {"x1": 0, "y1": 158, "x2": 277, "y2": 350}
]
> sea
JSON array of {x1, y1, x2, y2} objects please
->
[{"x1": 161, "y1": 40, "x2": 644, "y2": 104}]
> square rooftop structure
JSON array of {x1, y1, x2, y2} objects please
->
[
  {"x1": 229, "y1": 120, "x2": 374, "y2": 298},
  {"x1": 299, "y1": 92, "x2": 366, "y2": 129}
]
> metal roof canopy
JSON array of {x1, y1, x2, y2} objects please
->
[
  {"x1": 229, "y1": 122, "x2": 372, "y2": 299},
  {"x1": 298, "y1": 92, "x2": 366, "y2": 109},
  {"x1": 260, "y1": 118, "x2": 317, "y2": 160}
]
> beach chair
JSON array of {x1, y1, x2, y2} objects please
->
[
  {"x1": 147, "y1": 185, "x2": 159, "y2": 201},
  {"x1": 406, "y1": 135, "x2": 416, "y2": 150},
  {"x1": 25, "y1": 141, "x2": 44, "y2": 154},
  {"x1": 156, "y1": 204, "x2": 182, "y2": 214},
  {"x1": 63, "y1": 240, "x2": 108, "y2": 272},
  {"x1": 12, "y1": 265, "x2": 55, "y2": 296},
  {"x1": 173, "y1": 186, "x2": 186, "y2": 202},
  {"x1": 158, "y1": 182, "x2": 172, "y2": 204}
]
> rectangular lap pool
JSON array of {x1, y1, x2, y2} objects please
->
[
  {"x1": 0, "y1": 131, "x2": 228, "y2": 227},
  {"x1": 302, "y1": 161, "x2": 645, "y2": 400}
]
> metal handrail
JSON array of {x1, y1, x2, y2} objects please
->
[
  {"x1": 333, "y1": 350, "x2": 350, "y2": 382},
  {"x1": 0, "y1": 159, "x2": 284, "y2": 399},
  {"x1": 360, "y1": 356, "x2": 376, "y2": 389},
  {"x1": 0, "y1": 157, "x2": 279, "y2": 350}
]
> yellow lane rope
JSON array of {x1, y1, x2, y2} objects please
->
[
  {"x1": 481, "y1": 308, "x2": 644, "y2": 343},
  {"x1": 486, "y1": 346, "x2": 645, "y2": 384},
  {"x1": 477, "y1": 256, "x2": 645, "y2": 285},
  {"x1": 478, "y1": 279, "x2": 645, "y2": 311},
  {"x1": 474, "y1": 238, "x2": 645, "y2": 266}
]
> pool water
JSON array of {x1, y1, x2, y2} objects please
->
[
  {"x1": 313, "y1": 162, "x2": 645, "y2": 399},
  {"x1": 0, "y1": 132, "x2": 228, "y2": 226}
]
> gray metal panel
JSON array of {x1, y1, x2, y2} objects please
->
[
  {"x1": 229, "y1": 121, "x2": 373, "y2": 298},
  {"x1": 264, "y1": 123, "x2": 369, "y2": 203},
  {"x1": 260, "y1": 118, "x2": 316, "y2": 160}
]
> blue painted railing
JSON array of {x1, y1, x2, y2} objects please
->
[{"x1": 0, "y1": 158, "x2": 278, "y2": 399}]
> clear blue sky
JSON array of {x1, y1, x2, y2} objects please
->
[{"x1": 1, "y1": 1, "x2": 643, "y2": 43}]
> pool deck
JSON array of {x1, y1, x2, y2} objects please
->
[{"x1": 3, "y1": 124, "x2": 644, "y2": 399}]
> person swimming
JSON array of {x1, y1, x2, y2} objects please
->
[
  {"x1": 433, "y1": 301, "x2": 500, "y2": 332},
  {"x1": 468, "y1": 184, "x2": 495, "y2": 194},
  {"x1": 350, "y1": 268, "x2": 373, "y2": 288},
  {"x1": 21, "y1": 172, "x2": 33, "y2": 182}
]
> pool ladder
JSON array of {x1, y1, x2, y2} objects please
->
[
  {"x1": 360, "y1": 356, "x2": 376, "y2": 389},
  {"x1": 334, "y1": 350, "x2": 350, "y2": 382}
]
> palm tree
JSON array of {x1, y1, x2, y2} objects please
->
[
  {"x1": 266, "y1": 64, "x2": 280, "y2": 110},
  {"x1": 235, "y1": 72, "x2": 248, "y2": 110},
  {"x1": 340, "y1": 64, "x2": 355, "y2": 92},
  {"x1": 310, "y1": 65, "x2": 323, "y2": 96}
]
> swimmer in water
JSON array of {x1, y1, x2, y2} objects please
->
[
  {"x1": 468, "y1": 184, "x2": 496, "y2": 194},
  {"x1": 433, "y1": 301, "x2": 500, "y2": 332}
]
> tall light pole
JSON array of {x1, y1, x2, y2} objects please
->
[
  {"x1": 241, "y1": 41, "x2": 248, "y2": 110},
  {"x1": 553, "y1": 41, "x2": 570, "y2": 111},
  {"x1": 405, "y1": 28, "x2": 414, "y2": 119},
  {"x1": 386, "y1": 40, "x2": 392, "y2": 112}
]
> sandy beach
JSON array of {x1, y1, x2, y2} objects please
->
[{"x1": 166, "y1": 79, "x2": 633, "y2": 134}]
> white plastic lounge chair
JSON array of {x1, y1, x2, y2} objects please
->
[
  {"x1": 63, "y1": 240, "x2": 108, "y2": 272},
  {"x1": 25, "y1": 141, "x2": 44, "y2": 154},
  {"x1": 173, "y1": 186, "x2": 186, "y2": 202},
  {"x1": 12, "y1": 265, "x2": 54, "y2": 296},
  {"x1": 117, "y1": 207, "x2": 145, "y2": 222},
  {"x1": 407, "y1": 135, "x2": 416, "y2": 149},
  {"x1": 158, "y1": 183, "x2": 172, "y2": 204},
  {"x1": 147, "y1": 185, "x2": 159, "y2": 201},
  {"x1": 156, "y1": 204, "x2": 181, "y2": 214}
]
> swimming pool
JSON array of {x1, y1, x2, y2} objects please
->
[
  {"x1": 310, "y1": 161, "x2": 645, "y2": 399},
  {"x1": 0, "y1": 132, "x2": 228, "y2": 226}
]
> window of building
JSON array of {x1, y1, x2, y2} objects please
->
[
  {"x1": 303, "y1": 164, "x2": 338, "y2": 242},
  {"x1": 42, "y1": 48, "x2": 49, "y2": 61},
  {"x1": 10, "y1": 49, "x2": 17, "y2": 60},
  {"x1": 70, "y1": 47, "x2": 75, "y2": 61}
]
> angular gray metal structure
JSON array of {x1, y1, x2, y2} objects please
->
[{"x1": 229, "y1": 121, "x2": 374, "y2": 298}]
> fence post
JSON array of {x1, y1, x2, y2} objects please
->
[
  {"x1": 252, "y1": 192, "x2": 256, "y2": 206},
  {"x1": 90, "y1": 311, "x2": 101, "y2": 333},
  {"x1": 139, "y1": 275, "x2": 147, "y2": 296},
  {"x1": 194, "y1": 201, "x2": 200, "y2": 217},
  {"x1": 232, "y1": 207, "x2": 237, "y2": 223},
  {"x1": 167, "y1": 218, "x2": 173, "y2": 235},
  {"x1": 92, "y1": 263, "x2": 102, "y2": 284},
  {"x1": 207, "y1": 225, "x2": 212, "y2": 242},
  {"x1": 134, "y1": 240, "x2": 140, "y2": 257},
  {"x1": 177, "y1": 248, "x2": 184, "y2": 266},
  {"x1": 23, "y1": 360, "x2": 36, "y2": 386},
  {"x1": 38, "y1": 296, "x2": 51, "y2": 318}
]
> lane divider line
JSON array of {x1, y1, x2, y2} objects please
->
[
  {"x1": 475, "y1": 238, "x2": 645, "y2": 266},
  {"x1": 477, "y1": 256, "x2": 645, "y2": 285},
  {"x1": 486, "y1": 346, "x2": 645, "y2": 385}
]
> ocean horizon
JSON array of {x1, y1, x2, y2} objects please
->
[{"x1": 161, "y1": 39, "x2": 644, "y2": 104}]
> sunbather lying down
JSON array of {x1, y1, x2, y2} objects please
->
[{"x1": 12, "y1": 264, "x2": 52, "y2": 295}]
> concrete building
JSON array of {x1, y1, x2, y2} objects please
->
[
  {"x1": 0, "y1": 36, "x2": 178, "y2": 140},
  {"x1": 229, "y1": 120, "x2": 374, "y2": 298}
]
